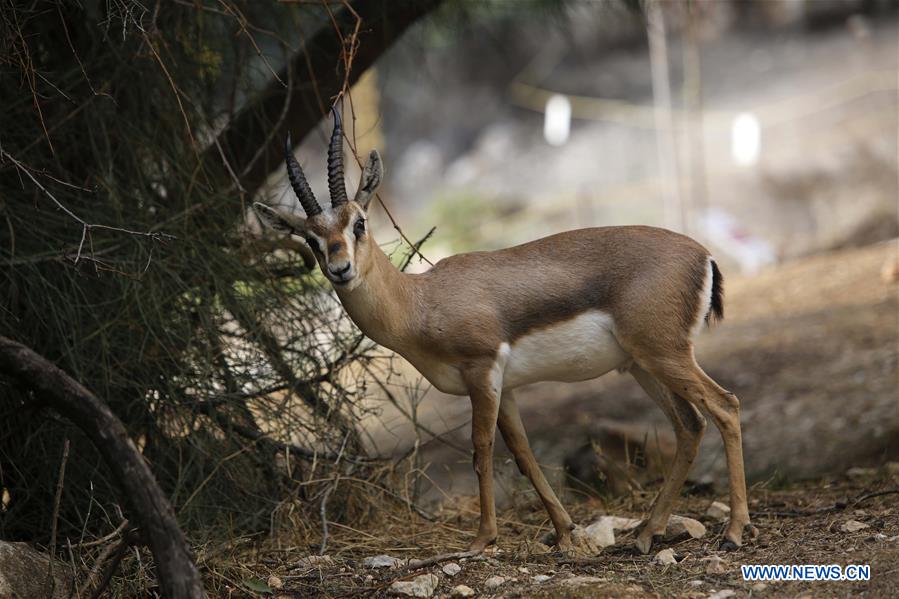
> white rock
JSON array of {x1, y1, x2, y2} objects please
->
[
  {"x1": 665, "y1": 515, "x2": 707, "y2": 540},
  {"x1": 517, "y1": 566, "x2": 529, "y2": 574},
  {"x1": 689, "y1": 580, "x2": 705, "y2": 587},
  {"x1": 442, "y1": 562, "x2": 461, "y2": 577},
  {"x1": 451, "y1": 584, "x2": 475, "y2": 598},
  {"x1": 533, "y1": 574, "x2": 551, "y2": 583},
  {"x1": 705, "y1": 501, "x2": 731, "y2": 522},
  {"x1": 582, "y1": 519, "x2": 616, "y2": 548},
  {"x1": 267, "y1": 575, "x2": 283, "y2": 590},
  {"x1": 703, "y1": 555, "x2": 727, "y2": 574},
  {"x1": 654, "y1": 548, "x2": 677, "y2": 565},
  {"x1": 364, "y1": 554, "x2": 404, "y2": 568},
  {"x1": 841, "y1": 519, "x2": 869, "y2": 532},
  {"x1": 708, "y1": 590, "x2": 735, "y2": 599},
  {"x1": 751, "y1": 582, "x2": 768, "y2": 592},
  {"x1": 598, "y1": 515, "x2": 643, "y2": 532},
  {"x1": 484, "y1": 575, "x2": 506, "y2": 589},
  {"x1": 389, "y1": 573, "x2": 439, "y2": 597}
]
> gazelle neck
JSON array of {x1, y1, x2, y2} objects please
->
[{"x1": 333, "y1": 243, "x2": 419, "y2": 351}]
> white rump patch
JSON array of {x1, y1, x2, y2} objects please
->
[
  {"x1": 691, "y1": 258, "x2": 714, "y2": 339},
  {"x1": 502, "y1": 311, "x2": 629, "y2": 390}
]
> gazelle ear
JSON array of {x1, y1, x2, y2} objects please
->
[
  {"x1": 353, "y1": 149, "x2": 383, "y2": 209},
  {"x1": 253, "y1": 202, "x2": 307, "y2": 236}
]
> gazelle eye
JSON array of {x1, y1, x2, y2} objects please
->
[
  {"x1": 353, "y1": 218, "x2": 366, "y2": 238},
  {"x1": 305, "y1": 237, "x2": 321, "y2": 253}
]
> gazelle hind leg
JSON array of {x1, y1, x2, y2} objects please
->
[
  {"x1": 497, "y1": 391, "x2": 575, "y2": 549},
  {"x1": 695, "y1": 369, "x2": 752, "y2": 549},
  {"x1": 629, "y1": 364, "x2": 707, "y2": 554},
  {"x1": 637, "y1": 351, "x2": 752, "y2": 550}
]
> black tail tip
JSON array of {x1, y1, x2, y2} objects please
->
[{"x1": 709, "y1": 259, "x2": 724, "y2": 323}]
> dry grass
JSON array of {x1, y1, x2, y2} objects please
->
[{"x1": 147, "y1": 466, "x2": 899, "y2": 598}]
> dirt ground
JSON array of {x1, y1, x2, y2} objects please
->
[
  {"x1": 215, "y1": 242, "x2": 899, "y2": 598},
  {"x1": 230, "y1": 465, "x2": 899, "y2": 598}
]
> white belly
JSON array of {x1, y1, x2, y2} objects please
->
[{"x1": 502, "y1": 310, "x2": 629, "y2": 389}]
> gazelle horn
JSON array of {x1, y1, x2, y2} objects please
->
[{"x1": 285, "y1": 133, "x2": 322, "y2": 217}]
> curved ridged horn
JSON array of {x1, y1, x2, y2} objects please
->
[
  {"x1": 327, "y1": 105, "x2": 349, "y2": 207},
  {"x1": 285, "y1": 133, "x2": 322, "y2": 217}
]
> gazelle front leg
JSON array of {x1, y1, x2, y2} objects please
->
[
  {"x1": 497, "y1": 391, "x2": 575, "y2": 549},
  {"x1": 464, "y1": 368, "x2": 502, "y2": 552}
]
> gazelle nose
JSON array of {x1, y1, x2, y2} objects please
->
[{"x1": 329, "y1": 262, "x2": 351, "y2": 277}]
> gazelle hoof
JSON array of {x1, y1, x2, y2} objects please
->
[
  {"x1": 468, "y1": 536, "x2": 497, "y2": 553},
  {"x1": 719, "y1": 538, "x2": 740, "y2": 551},
  {"x1": 634, "y1": 534, "x2": 657, "y2": 555}
]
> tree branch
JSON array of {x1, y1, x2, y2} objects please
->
[
  {"x1": 208, "y1": 0, "x2": 444, "y2": 199},
  {"x1": 0, "y1": 336, "x2": 205, "y2": 599}
]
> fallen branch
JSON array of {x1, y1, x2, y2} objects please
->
[
  {"x1": 402, "y1": 549, "x2": 481, "y2": 571},
  {"x1": 0, "y1": 336, "x2": 205, "y2": 599},
  {"x1": 853, "y1": 488, "x2": 899, "y2": 507}
]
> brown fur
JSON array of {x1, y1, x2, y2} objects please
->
[{"x1": 335, "y1": 225, "x2": 712, "y2": 368}]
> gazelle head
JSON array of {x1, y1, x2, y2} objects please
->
[{"x1": 255, "y1": 109, "x2": 383, "y2": 292}]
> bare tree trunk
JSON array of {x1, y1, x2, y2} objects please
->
[{"x1": 0, "y1": 336, "x2": 205, "y2": 599}]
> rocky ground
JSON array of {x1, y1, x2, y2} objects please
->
[{"x1": 230, "y1": 465, "x2": 899, "y2": 598}]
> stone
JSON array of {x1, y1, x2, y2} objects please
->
[
  {"x1": 751, "y1": 583, "x2": 768, "y2": 592},
  {"x1": 841, "y1": 520, "x2": 870, "y2": 533},
  {"x1": 689, "y1": 580, "x2": 705, "y2": 587},
  {"x1": 703, "y1": 555, "x2": 727, "y2": 574},
  {"x1": 665, "y1": 515, "x2": 707, "y2": 540},
  {"x1": 364, "y1": 554, "x2": 404, "y2": 568},
  {"x1": 708, "y1": 590, "x2": 735, "y2": 599},
  {"x1": 704, "y1": 501, "x2": 731, "y2": 522},
  {"x1": 655, "y1": 548, "x2": 677, "y2": 565},
  {"x1": 0, "y1": 542, "x2": 72, "y2": 599},
  {"x1": 582, "y1": 519, "x2": 616, "y2": 549},
  {"x1": 451, "y1": 584, "x2": 475, "y2": 598},
  {"x1": 484, "y1": 575, "x2": 506, "y2": 589},
  {"x1": 267, "y1": 575, "x2": 283, "y2": 590},
  {"x1": 533, "y1": 574, "x2": 551, "y2": 583},
  {"x1": 598, "y1": 515, "x2": 643, "y2": 532},
  {"x1": 389, "y1": 573, "x2": 439, "y2": 597},
  {"x1": 442, "y1": 562, "x2": 461, "y2": 577}
]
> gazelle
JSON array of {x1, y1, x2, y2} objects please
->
[{"x1": 254, "y1": 110, "x2": 752, "y2": 554}]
